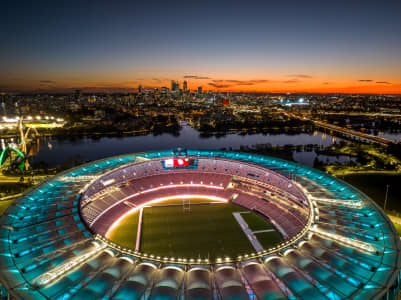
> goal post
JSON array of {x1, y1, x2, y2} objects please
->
[{"x1": 183, "y1": 198, "x2": 191, "y2": 212}]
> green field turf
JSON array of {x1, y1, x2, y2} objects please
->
[
  {"x1": 255, "y1": 231, "x2": 283, "y2": 248},
  {"x1": 108, "y1": 199, "x2": 283, "y2": 260},
  {"x1": 240, "y1": 211, "x2": 275, "y2": 231},
  {"x1": 108, "y1": 210, "x2": 139, "y2": 247}
]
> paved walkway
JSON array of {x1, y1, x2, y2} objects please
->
[{"x1": 233, "y1": 212, "x2": 264, "y2": 252}]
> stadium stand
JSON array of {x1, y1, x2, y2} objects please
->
[{"x1": 0, "y1": 149, "x2": 400, "y2": 299}]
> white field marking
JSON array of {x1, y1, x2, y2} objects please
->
[
  {"x1": 232, "y1": 212, "x2": 263, "y2": 252},
  {"x1": 252, "y1": 229, "x2": 276, "y2": 234},
  {"x1": 105, "y1": 194, "x2": 228, "y2": 238},
  {"x1": 90, "y1": 183, "x2": 224, "y2": 226},
  {"x1": 135, "y1": 207, "x2": 144, "y2": 251}
]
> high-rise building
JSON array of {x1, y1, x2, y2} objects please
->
[
  {"x1": 183, "y1": 81, "x2": 188, "y2": 92},
  {"x1": 171, "y1": 80, "x2": 180, "y2": 92},
  {"x1": 74, "y1": 89, "x2": 82, "y2": 100},
  {"x1": 197, "y1": 86, "x2": 202, "y2": 94},
  {"x1": 138, "y1": 84, "x2": 142, "y2": 94}
]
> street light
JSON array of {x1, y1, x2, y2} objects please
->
[{"x1": 384, "y1": 184, "x2": 390, "y2": 211}]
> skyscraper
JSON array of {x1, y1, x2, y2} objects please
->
[
  {"x1": 197, "y1": 86, "x2": 202, "y2": 94},
  {"x1": 183, "y1": 81, "x2": 188, "y2": 92},
  {"x1": 74, "y1": 89, "x2": 82, "y2": 100},
  {"x1": 138, "y1": 84, "x2": 142, "y2": 94},
  {"x1": 171, "y1": 80, "x2": 180, "y2": 92}
]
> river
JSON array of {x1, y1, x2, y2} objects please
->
[{"x1": 25, "y1": 124, "x2": 357, "y2": 168}]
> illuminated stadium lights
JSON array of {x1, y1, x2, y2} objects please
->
[
  {"x1": 309, "y1": 226, "x2": 378, "y2": 253},
  {"x1": 34, "y1": 242, "x2": 107, "y2": 287},
  {"x1": 311, "y1": 197, "x2": 362, "y2": 208},
  {"x1": 89, "y1": 183, "x2": 226, "y2": 225},
  {"x1": 81, "y1": 185, "x2": 120, "y2": 207},
  {"x1": 102, "y1": 178, "x2": 115, "y2": 186},
  {"x1": 1, "y1": 150, "x2": 400, "y2": 299},
  {"x1": 61, "y1": 175, "x2": 99, "y2": 182}
]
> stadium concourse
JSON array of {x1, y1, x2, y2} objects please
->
[{"x1": 0, "y1": 149, "x2": 400, "y2": 300}]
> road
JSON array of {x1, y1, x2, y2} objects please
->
[
  {"x1": 0, "y1": 174, "x2": 49, "y2": 183},
  {"x1": 286, "y1": 112, "x2": 397, "y2": 146}
]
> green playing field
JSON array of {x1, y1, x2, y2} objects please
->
[{"x1": 108, "y1": 199, "x2": 283, "y2": 260}]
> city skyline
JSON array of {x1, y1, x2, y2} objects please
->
[{"x1": 1, "y1": 0, "x2": 401, "y2": 94}]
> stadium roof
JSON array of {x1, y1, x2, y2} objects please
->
[{"x1": 0, "y1": 149, "x2": 400, "y2": 299}]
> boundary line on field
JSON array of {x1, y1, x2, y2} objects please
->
[
  {"x1": 135, "y1": 207, "x2": 144, "y2": 251},
  {"x1": 253, "y1": 229, "x2": 276, "y2": 234},
  {"x1": 233, "y1": 212, "x2": 264, "y2": 252}
]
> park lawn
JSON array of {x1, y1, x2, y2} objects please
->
[
  {"x1": 0, "y1": 200, "x2": 13, "y2": 216},
  {"x1": 392, "y1": 223, "x2": 401, "y2": 236},
  {"x1": 343, "y1": 174, "x2": 401, "y2": 212}
]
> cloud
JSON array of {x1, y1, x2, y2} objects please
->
[
  {"x1": 358, "y1": 79, "x2": 373, "y2": 82},
  {"x1": 152, "y1": 78, "x2": 162, "y2": 82},
  {"x1": 225, "y1": 80, "x2": 254, "y2": 85},
  {"x1": 208, "y1": 82, "x2": 233, "y2": 89},
  {"x1": 208, "y1": 79, "x2": 271, "y2": 87},
  {"x1": 323, "y1": 82, "x2": 330, "y2": 85},
  {"x1": 250, "y1": 79, "x2": 271, "y2": 83},
  {"x1": 183, "y1": 75, "x2": 211, "y2": 79},
  {"x1": 376, "y1": 81, "x2": 392, "y2": 84},
  {"x1": 283, "y1": 79, "x2": 300, "y2": 83},
  {"x1": 39, "y1": 80, "x2": 56, "y2": 83},
  {"x1": 287, "y1": 74, "x2": 312, "y2": 79}
]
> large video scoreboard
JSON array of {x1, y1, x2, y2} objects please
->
[{"x1": 161, "y1": 157, "x2": 198, "y2": 169}]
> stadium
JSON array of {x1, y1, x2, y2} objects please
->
[{"x1": 0, "y1": 148, "x2": 400, "y2": 299}]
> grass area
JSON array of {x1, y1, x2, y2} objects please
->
[
  {"x1": 392, "y1": 223, "x2": 401, "y2": 236},
  {"x1": 342, "y1": 174, "x2": 401, "y2": 212},
  {"x1": 0, "y1": 182, "x2": 36, "y2": 217},
  {"x1": 240, "y1": 212, "x2": 275, "y2": 231},
  {"x1": 0, "y1": 200, "x2": 14, "y2": 215},
  {"x1": 108, "y1": 199, "x2": 283, "y2": 260},
  {"x1": 140, "y1": 202, "x2": 251, "y2": 259},
  {"x1": 256, "y1": 231, "x2": 283, "y2": 248},
  {"x1": 0, "y1": 182, "x2": 33, "y2": 198},
  {"x1": 240, "y1": 212, "x2": 283, "y2": 249},
  {"x1": 323, "y1": 144, "x2": 401, "y2": 175},
  {"x1": 107, "y1": 211, "x2": 139, "y2": 248}
]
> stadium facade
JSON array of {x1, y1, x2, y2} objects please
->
[{"x1": 0, "y1": 148, "x2": 400, "y2": 299}]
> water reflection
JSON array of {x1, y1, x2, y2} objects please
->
[{"x1": 28, "y1": 125, "x2": 353, "y2": 168}]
